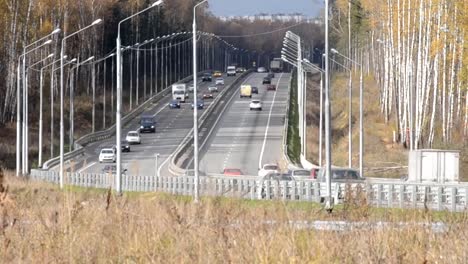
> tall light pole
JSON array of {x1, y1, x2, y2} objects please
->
[
  {"x1": 69, "y1": 56, "x2": 95, "y2": 151},
  {"x1": 331, "y1": 48, "x2": 363, "y2": 178},
  {"x1": 116, "y1": 0, "x2": 163, "y2": 193},
  {"x1": 28, "y1": 53, "x2": 55, "y2": 167},
  {"x1": 329, "y1": 56, "x2": 352, "y2": 168},
  {"x1": 193, "y1": 0, "x2": 208, "y2": 202},
  {"x1": 324, "y1": 0, "x2": 333, "y2": 211},
  {"x1": 60, "y1": 18, "x2": 102, "y2": 189},
  {"x1": 18, "y1": 39, "x2": 54, "y2": 175},
  {"x1": 17, "y1": 28, "x2": 59, "y2": 176}
]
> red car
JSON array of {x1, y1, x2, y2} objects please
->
[
  {"x1": 223, "y1": 168, "x2": 243, "y2": 176},
  {"x1": 266, "y1": 84, "x2": 276, "y2": 91}
]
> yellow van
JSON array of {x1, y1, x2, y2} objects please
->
[{"x1": 240, "y1": 85, "x2": 252, "y2": 98}]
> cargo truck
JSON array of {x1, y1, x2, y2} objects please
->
[
  {"x1": 172, "y1": 84, "x2": 187, "y2": 102},
  {"x1": 270, "y1": 58, "x2": 283, "y2": 73}
]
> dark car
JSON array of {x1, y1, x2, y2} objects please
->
[
  {"x1": 262, "y1": 77, "x2": 271, "y2": 84},
  {"x1": 191, "y1": 98, "x2": 204, "y2": 109},
  {"x1": 252, "y1": 86, "x2": 259, "y2": 94},
  {"x1": 202, "y1": 73, "x2": 212, "y2": 82},
  {"x1": 114, "y1": 141, "x2": 131, "y2": 153},
  {"x1": 266, "y1": 84, "x2": 276, "y2": 91},
  {"x1": 267, "y1": 72, "x2": 275, "y2": 78},
  {"x1": 169, "y1": 99, "x2": 181, "y2": 109},
  {"x1": 139, "y1": 115, "x2": 156, "y2": 133},
  {"x1": 121, "y1": 141, "x2": 131, "y2": 152}
]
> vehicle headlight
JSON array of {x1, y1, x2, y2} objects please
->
[
  {"x1": 140, "y1": 126, "x2": 144, "y2": 129},
  {"x1": 151, "y1": 126, "x2": 154, "y2": 128}
]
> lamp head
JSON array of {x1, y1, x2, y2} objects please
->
[
  {"x1": 52, "y1": 28, "x2": 61, "y2": 34},
  {"x1": 44, "y1": 39, "x2": 53, "y2": 45},
  {"x1": 108, "y1": 53, "x2": 116, "y2": 57},
  {"x1": 85, "y1": 56, "x2": 95, "y2": 62},
  {"x1": 152, "y1": 0, "x2": 163, "y2": 7},
  {"x1": 47, "y1": 53, "x2": 55, "y2": 58},
  {"x1": 330, "y1": 48, "x2": 338, "y2": 54},
  {"x1": 92, "y1": 19, "x2": 103, "y2": 26},
  {"x1": 70, "y1": 58, "x2": 77, "y2": 63}
]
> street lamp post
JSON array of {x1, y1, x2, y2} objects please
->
[
  {"x1": 27, "y1": 53, "x2": 55, "y2": 167},
  {"x1": 193, "y1": 0, "x2": 208, "y2": 202},
  {"x1": 331, "y1": 48, "x2": 364, "y2": 178},
  {"x1": 115, "y1": 0, "x2": 163, "y2": 193},
  {"x1": 17, "y1": 28, "x2": 59, "y2": 176},
  {"x1": 69, "y1": 56, "x2": 95, "y2": 151},
  {"x1": 60, "y1": 18, "x2": 102, "y2": 189}
]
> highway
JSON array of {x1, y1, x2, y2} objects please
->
[
  {"x1": 59, "y1": 74, "x2": 243, "y2": 176},
  {"x1": 199, "y1": 72, "x2": 291, "y2": 176}
]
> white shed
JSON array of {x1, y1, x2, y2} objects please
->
[{"x1": 408, "y1": 149, "x2": 460, "y2": 183}]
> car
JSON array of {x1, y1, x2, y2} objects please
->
[
  {"x1": 258, "y1": 163, "x2": 279, "y2": 177},
  {"x1": 202, "y1": 73, "x2": 212, "y2": 82},
  {"x1": 215, "y1": 78, "x2": 224, "y2": 85},
  {"x1": 257, "y1": 67, "x2": 267, "y2": 73},
  {"x1": 267, "y1": 72, "x2": 275, "y2": 78},
  {"x1": 191, "y1": 98, "x2": 204, "y2": 109},
  {"x1": 249, "y1": 100, "x2": 262, "y2": 111},
  {"x1": 262, "y1": 77, "x2": 271, "y2": 84},
  {"x1": 139, "y1": 115, "x2": 156, "y2": 133},
  {"x1": 101, "y1": 165, "x2": 128, "y2": 174},
  {"x1": 252, "y1": 86, "x2": 258, "y2": 94},
  {"x1": 227, "y1": 66, "x2": 236, "y2": 76},
  {"x1": 183, "y1": 170, "x2": 206, "y2": 177},
  {"x1": 288, "y1": 169, "x2": 311, "y2": 180},
  {"x1": 223, "y1": 168, "x2": 243, "y2": 176},
  {"x1": 99, "y1": 148, "x2": 116, "y2": 163},
  {"x1": 168, "y1": 99, "x2": 181, "y2": 109},
  {"x1": 266, "y1": 84, "x2": 276, "y2": 91},
  {"x1": 126, "y1": 131, "x2": 141, "y2": 144},
  {"x1": 208, "y1": 86, "x2": 219, "y2": 92},
  {"x1": 239, "y1": 67, "x2": 246, "y2": 72},
  {"x1": 203, "y1": 93, "x2": 213, "y2": 99},
  {"x1": 316, "y1": 167, "x2": 364, "y2": 182},
  {"x1": 113, "y1": 141, "x2": 131, "y2": 153},
  {"x1": 213, "y1": 71, "x2": 223, "y2": 77},
  {"x1": 259, "y1": 172, "x2": 295, "y2": 199}
]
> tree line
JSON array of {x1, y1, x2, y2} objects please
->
[
  {"x1": 331, "y1": 0, "x2": 467, "y2": 148},
  {"x1": 0, "y1": 0, "x2": 322, "y2": 126}
]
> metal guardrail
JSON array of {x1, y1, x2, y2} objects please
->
[
  {"x1": 169, "y1": 70, "x2": 253, "y2": 176},
  {"x1": 41, "y1": 72, "x2": 208, "y2": 170},
  {"x1": 29, "y1": 169, "x2": 468, "y2": 212}
]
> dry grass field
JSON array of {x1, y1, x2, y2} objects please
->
[{"x1": 1, "y1": 169, "x2": 467, "y2": 263}]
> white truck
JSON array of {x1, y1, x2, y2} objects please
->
[
  {"x1": 172, "y1": 84, "x2": 187, "y2": 102},
  {"x1": 227, "y1": 65, "x2": 236, "y2": 76}
]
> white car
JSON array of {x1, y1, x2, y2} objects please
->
[
  {"x1": 257, "y1": 67, "x2": 267, "y2": 73},
  {"x1": 126, "y1": 131, "x2": 141, "y2": 144},
  {"x1": 258, "y1": 163, "x2": 279, "y2": 177},
  {"x1": 249, "y1": 99, "x2": 262, "y2": 111},
  {"x1": 208, "y1": 86, "x2": 219, "y2": 92},
  {"x1": 99, "y1": 148, "x2": 116, "y2": 163},
  {"x1": 215, "y1": 78, "x2": 224, "y2": 85}
]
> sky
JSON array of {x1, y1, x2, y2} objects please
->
[{"x1": 208, "y1": 0, "x2": 324, "y2": 18}]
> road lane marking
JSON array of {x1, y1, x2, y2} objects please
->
[
  {"x1": 77, "y1": 161, "x2": 97, "y2": 174},
  {"x1": 258, "y1": 73, "x2": 284, "y2": 169}
]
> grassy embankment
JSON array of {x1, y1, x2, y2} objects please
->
[{"x1": 1, "y1": 170, "x2": 467, "y2": 262}]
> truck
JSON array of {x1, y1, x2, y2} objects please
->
[
  {"x1": 240, "y1": 84, "x2": 252, "y2": 98},
  {"x1": 270, "y1": 58, "x2": 283, "y2": 73},
  {"x1": 172, "y1": 84, "x2": 187, "y2": 102},
  {"x1": 227, "y1": 65, "x2": 236, "y2": 76}
]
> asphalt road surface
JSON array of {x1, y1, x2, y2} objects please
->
[
  {"x1": 57, "y1": 73, "x2": 244, "y2": 176},
  {"x1": 199, "y1": 72, "x2": 291, "y2": 176}
]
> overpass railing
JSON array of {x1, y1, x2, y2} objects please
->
[{"x1": 29, "y1": 169, "x2": 468, "y2": 212}]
